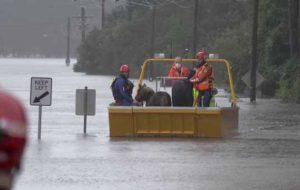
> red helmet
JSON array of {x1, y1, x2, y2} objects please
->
[
  {"x1": 120, "y1": 65, "x2": 130, "y2": 72},
  {"x1": 0, "y1": 91, "x2": 27, "y2": 171},
  {"x1": 196, "y1": 51, "x2": 208, "y2": 59}
]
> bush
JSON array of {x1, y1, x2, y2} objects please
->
[{"x1": 277, "y1": 58, "x2": 300, "y2": 103}]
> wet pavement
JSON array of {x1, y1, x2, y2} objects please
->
[{"x1": 0, "y1": 59, "x2": 299, "y2": 190}]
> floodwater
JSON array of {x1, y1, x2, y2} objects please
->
[{"x1": 0, "y1": 59, "x2": 299, "y2": 190}]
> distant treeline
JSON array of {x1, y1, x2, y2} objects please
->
[{"x1": 75, "y1": 0, "x2": 300, "y2": 103}]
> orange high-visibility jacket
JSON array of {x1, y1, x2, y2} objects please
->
[
  {"x1": 192, "y1": 63, "x2": 214, "y2": 91},
  {"x1": 167, "y1": 64, "x2": 190, "y2": 78}
]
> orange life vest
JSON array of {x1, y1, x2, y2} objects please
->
[
  {"x1": 193, "y1": 63, "x2": 214, "y2": 91},
  {"x1": 168, "y1": 64, "x2": 190, "y2": 78}
]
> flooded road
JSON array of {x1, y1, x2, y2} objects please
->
[{"x1": 0, "y1": 59, "x2": 299, "y2": 190}]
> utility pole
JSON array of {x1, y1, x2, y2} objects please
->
[
  {"x1": 184, "y1": 48, "x2": 189, "y2": 58},
  {"x1": 101, "y1": 0, "x2": 105, "y2": 29},
  {"x1": 73, "y1": 7, "x2": 92, "y2": 43},
  {"x1": 81, "y1": 7, "x2": 86, "y2": 42},
  {"x1": 192, "y1": 0, "x2": 199, "y2": 56},
  {"x1": 149, "y1": 3, "x2": 156, "y2": 80},
  {"x1": 150, "y1": 4, "x2": 156, "y2": 58},
  {"x1": 170, "y1": 41, "x2": 173, "y2": 58},
  {"x1": 127, "y1": 0, "x2": 133, "y2": 21},
  {"x1": 288, "y1": 0, "x2": 299, "y2": 58},
  {"x1": 66, "y1": 17, "x2": 71, "y2": 66},
  {"x1": 250, "y1": 0, "x2": 259, "y2": 102}
]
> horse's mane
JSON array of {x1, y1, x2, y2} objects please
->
[{"x1": 140, "y1": 86, "x2": 154, "y2": 101}]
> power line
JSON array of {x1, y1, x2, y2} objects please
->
[
  {"x1": 0, "y1": 23, "x2": 64, "y2": 28},
  {"x1": 125, "y1": 0, "x2": 152, "y2": 8},
  {"x1": 72, "y1": 7, "x2": 93, "y2": 42},
  {"x1": 119, "y1": 0, "x2": 189, "y2": 9},
  {"x1": 163, "y1": 0, "x2": 190, "y2": 9}
]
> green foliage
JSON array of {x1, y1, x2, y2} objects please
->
[
  {"x1": 277, "y1": 58, "x2": 300, "y2": 103},
  {"x1": 75, "y1": 28, "x2": 101, "y2": 73},
  {"x1": 210, "y1": 21, "x2": 251, "y2": 92},
  {"x1": 76, "y1": 0, "x2": 253, "y2": 76},
  {"x1": 75, "y1": 0, "x2": 300, "y2": 102},
  {"x1": 258, "y1": 0, "x2": 289, "y2": 96}
]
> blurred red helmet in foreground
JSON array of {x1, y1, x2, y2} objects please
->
[{"x1": 0, "y1": 91, "x2": 27, "y2": 171}]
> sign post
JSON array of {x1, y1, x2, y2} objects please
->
[
  {"x1": 38, "y1": 105, "x2": 42, "y2": 139},
  {"x1": 30, "y1": 77, "x2": 52, "y2": 140},
  {"x1": 242, "y1": 71, "x2": 264, "y2": 99},
  {"x1": 83, "y1": 87, "x2": 88, "y2": 134},
  {"x1": 76, "y1": 87, "x2": 96, "y2": 134}
]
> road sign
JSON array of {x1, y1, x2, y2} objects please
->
[
  {"x1": 242, "y1": 71, "x2": 265, "y2": 88},
  {"x1": 30, "y1": 77, "x2": 52, "y2": 106},
  {"x1": 76, "y1": 87, "x2": 96, "y2": 134},
  {"x1": 76, "y1": 88, "x2": 96, "y2": 116}
]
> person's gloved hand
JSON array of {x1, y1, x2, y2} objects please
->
[{"x1": 189, "y1": 79, "x2": 198, "y2": 83}]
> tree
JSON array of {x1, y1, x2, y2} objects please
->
[
  {"x1": 278, "y1": 0, "x2": 300, "y2": 103},
  {"x1": 258, "y1": 0, "x2": 289, "y2": 97},
  {"x1": 75, "y1": 0, "x2": 300, "y2": 102},
  {"x1": 288, "y1": 0, "x2": 299, "y2": 58},
  {"x1": 250, "y1": 0, "x2": 259, "y2": 102}
]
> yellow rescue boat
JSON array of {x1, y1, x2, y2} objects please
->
[{"x1": 108, "y1": 58, "x2": 239, "y2": 138}]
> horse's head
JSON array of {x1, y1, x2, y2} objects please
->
[{"x1": 135, "y1": 83, "x2": 154, "y2": 102}]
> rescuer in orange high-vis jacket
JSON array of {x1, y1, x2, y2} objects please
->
[
  {"x1": 190, "y1": 51, "x2": 214, "y2": 107},
  {"x1": 167, "y1": 57, "x2": 190, "y2": 78}
]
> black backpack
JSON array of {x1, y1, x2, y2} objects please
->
[
  {"x1": 111, "y1": 77, "x2": 134, "y2": 101},
  {"x1": 111, "y1": 77, "x2": 121, "y2": 101}
]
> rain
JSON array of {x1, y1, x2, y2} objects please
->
[{"x1": 0, "y1": 1, "x2": 300, "y2": 190}]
